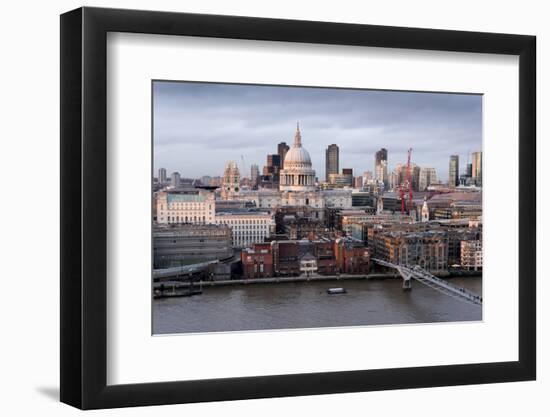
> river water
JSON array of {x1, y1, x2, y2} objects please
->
[{"x1": 153, "y1": 276, "x2": 482, "y2": 334}]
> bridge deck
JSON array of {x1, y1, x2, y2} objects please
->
[{"x1": 373, "y1": 258, "x2": 482, "y2": 306}]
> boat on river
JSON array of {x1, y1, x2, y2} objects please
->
[{"x1": 327, "y1": 287, "x2": 347, "y2": 295}]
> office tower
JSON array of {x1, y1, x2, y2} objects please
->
[
  {"x1": 411, "y1": 164, "x2": 420, "y2": 191},
  {"x1": 278, "y1": 142, "x2": 290, "y2": 167},
  {"x1": 449, "y1": 155, "x2": 459, "y2": 187},
  {"x1": 158, "y1": 167, "x2": 167, "y2": 184},
  {"x1": 471, "y1": 151, "x2": 482, "y2": 186},
  {"x1": 419, "y1": 167, "x2": 438, "y2": 190},
  {"x1": 389, "y1": 171, "x2": 399, "y2": 191},
  {"x1": 170, "y1": 171, "x2": 181, "y2": 188},
  {"x1": 250, "y1": 164, "x2": 260, "y2": 188},
  {"x1": 261, "y1": 154, "x2": 282, "y2": 188},
  {"x1": 354, "y1": 176, "x2": 363, "y2": 189},
  {"x1": 325, "y1": 144, "x2": 339, "y2": 182},
  {"x1": 375, "y1": 148, "x2": 388, "y2": 187},
  {"x1": 266, "y1": 154, "x2": 281, "y2": 170}
]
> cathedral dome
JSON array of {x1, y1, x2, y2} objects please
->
[
  {"x1": 283, "y1": 124, "x2": 312, "y2": 167},
  {"x1": 279, "y1": 124, "x2": 316, "y2": 192},
  {"x1": 284, "y1": 146, "x2": 312, "y2": 166}
]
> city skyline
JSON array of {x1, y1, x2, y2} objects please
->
[{"x1": 153, "y1": 81, "x2": 482, "y2": 181}]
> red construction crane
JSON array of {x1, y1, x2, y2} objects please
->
[{"x1": 399, "y1": 148, "x2": 413, "y2": 214}]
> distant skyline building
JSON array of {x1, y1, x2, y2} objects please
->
[
  {"x1": 449, "y1": 155, "x2": 459, "y2": 187},
  {"x1": 375, "y1": 148, "x2": 388, "y2": 188},
  {"x1": 278, "y1": 142, "x2": 290, "y2": 168},
  {"x1": 354, "y1": 176, "x2": 363, "y2": 189},
  {"x1": 419, "y1": 167, "x2": 438, "y2": 191},
  {"x1": 262, "y1": 153, "x2": 282, "y2": 188},
  {"x1": 389, "y1": 171, "x2": 399, "y2": 191},
  {"x1": 471, "y1": 151, "x2": 482, "y2": 186},
  {"x1": 329, "y1": 168, "x2": 353, "y2": 188},
  {"x1": 158, "y1": 167, "x2": 167, "y2": 184},
  {"x1": 250, "y1": 164, "x2": 260, "y2": 188},
  {"x1": 170, "y1": 171, "x2": 181, "y2": 188},
  {"x1": 411, "y1": 164, "x2": 420, "y2": 191},
  {"x1": 325, "y1": 144, "x2": 339, "y2": 182},
  {"x1": 363, "y1": 170, "x2": 373, "y2": 184},
  {"x1": 342, "y1": 168, "x2": 353, "y2": 176},
  {"x1": 328, "y1": 173, "x2": 353, "y2": 188},
  {"x1": 222, "y1": 161, "x2": 240, "y2": 197}
]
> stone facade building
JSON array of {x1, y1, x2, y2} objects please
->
[
  {"x1": 156, "y1": 189, "x2": 215, "y2": 225},
  {"x1": 215, "y1": 210, "x2": 275, "y2": 248}
]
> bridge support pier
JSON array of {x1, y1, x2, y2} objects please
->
[{"x1": 397, "y1": 267, "x2": 412, "y2": 291}]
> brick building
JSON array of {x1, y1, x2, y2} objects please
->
[{"x1": 241, "y1": 243, "x2": 274, "y2": 278}]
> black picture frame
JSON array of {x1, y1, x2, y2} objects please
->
[{"x1": 60, "y1": 6, "x2": 536, "y2": 410}]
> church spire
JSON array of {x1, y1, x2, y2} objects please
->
[{"x1": 294, "y1": 122, "x2": 302, "y2": 147}]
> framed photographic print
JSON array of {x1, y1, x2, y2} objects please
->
[{"x1": 60, "y1": 6, "x2": 536, "y2": 409}]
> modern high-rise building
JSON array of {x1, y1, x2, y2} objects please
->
[
  {"x1": 250, "y1": 164, "x2": 260, "y2": 188},
  {"x1": 449, "y1": 155, "x2": 459, "y2": 187},
  {"x1": 388, "y1": 171, "x2": 399, "y2": 191},
  {"x1": 471, "y1": 151, "x2": 482, "y2": 186},
  {"x1": 419, "y1": 167, "x2": 438, "y2": 191},
  {"x1": 354, "y1": 176, "x2": 363, "y2": 189},
  {"x1": 158, "y1": 167, "x2": 167, "y2": 184},
  {"x1": 262, "y1": 154, "x2": 281, "y2": 188},
  {"x1": 170, "y1": 171, "x2": 181, "y2": 188},
  {"x1": 375, "y1": 148, "x2": 388, "y2": 187},
  {"x1": 278, "y1": 142, "x2": 290, "y2": 167},
  {"x1": 411, "y1": 164, "x2": 421, "y2": 191},
  {"x1": 266, "y1": 154, "x2": 281, "y2": 170},
  {"x1": 325, "y1": 144, "x2": 339, "y2": 182}
]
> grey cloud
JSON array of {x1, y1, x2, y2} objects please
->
[{"x1": 153, "y1": 81, "x2": 481, "y2": 180}]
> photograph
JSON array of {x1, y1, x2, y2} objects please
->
[{"x1": 151, "y1": 81, "x2": 483, "y2": 335}]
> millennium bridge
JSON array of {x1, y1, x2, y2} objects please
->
[{"x1": 373, "y1": 258, "x2": 482, "y2": 306}]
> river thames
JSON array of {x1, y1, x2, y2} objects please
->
[{"x1": 153, "y1": 276, "x2": 482, "y2": 334}]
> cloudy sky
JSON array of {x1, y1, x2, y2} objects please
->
[{"x1": 153, "y1": 81, "x2": 482, "y2": 181}]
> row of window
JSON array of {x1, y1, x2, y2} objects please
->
[
  {"x1": 165, "y1": 216, "x2": 210, "y2": 223},
  {"x1": 217, "y1": 219, "x2": 271, "y2": 225},
  {"x1": 232, "y1": 231, "x2": 268, "y2": 237},
  {"x1": 159, "y1": 204, "x2": 212, "y2": 210}
]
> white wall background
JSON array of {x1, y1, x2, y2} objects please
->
[{"x1": 0, "y1": 0, "x2": 546, "y2": 415}]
